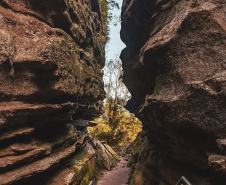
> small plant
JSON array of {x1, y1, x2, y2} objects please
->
[
  {"x1": 88, "y1": 58, "x2": 142, "y2": 147},
  {"x1": 88, "y1": 101, "x2": 142, "y2": 147},
  {"x1": 66, "y1": 149, "x2": 89, "y2": 167},
  {"x1": 84, "y1": 46, "x2": 93, "y2": 52},
  {"x1": 100, "y1": 0, "x2": 119, "y2": 21},
  {"x1": 189, "y1": 0, "x2": 200, "y2": 8},
  {"x1": 99, "y1": 0, "x2": 119, "y2": 42}
]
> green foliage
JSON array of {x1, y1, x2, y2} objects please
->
[
  {"x1": 88, "y1": 56, "x2": 142, "y2": 147},
  {"x1": 99, "y1": 0, "x2": 119, "y2": 42},
  {"x1": 104, "y1": 58, "x2": 131, "y2": 105},
  {"x1": 88, "y1": 98, "x2": 142, "y2": 147},
  {"x1": 100, "y1": 0, "x2": 119, "y2": 20}
]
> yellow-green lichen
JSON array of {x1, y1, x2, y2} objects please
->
[
  {"x1": 0, "y1": 30, "x2": 14, "y2": 59},
  {"x1": 189, "y1": 0, "x2": 200, "y2": 8},
  {"x1": 69, "y1": 148, "x2": 100, "y2": 185}
]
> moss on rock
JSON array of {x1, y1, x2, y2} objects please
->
[
  {"x1": 0, "y1": 31, "x2": 14, "y2": 61},
  {"x1": 38, "y1": 30, "x2": 82, "y2": 94}
]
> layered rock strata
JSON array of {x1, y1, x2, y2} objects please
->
[
  {"x1": 0, "y1": 0, "x2": 107, "y2": 184},
  {"x1": 120, "y1": 0, "x2": 226, "y2": 184}
]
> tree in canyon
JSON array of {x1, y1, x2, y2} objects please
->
[{"x1": 88, "y1": 58, "x2": 142, "y2": 147}]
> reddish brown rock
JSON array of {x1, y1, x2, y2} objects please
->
[
  {"x1": 121, "y1": 0, "x2": 226, "y2": 184},
  {"x1": 217, "y1": 139, "x2": 226, "y2": 154},
  {"x1": 209, "y1": 155, "x2": 226, "y2": 173},
  {"x1": 0, "y1": 145, "x2": 76, "y2": 185},
  {"x1": 30, "y1": 137, "x2": 120, "y2": 185},
  {"x1": 0, "y1": 0, "x2": 106, "y2": 184}
]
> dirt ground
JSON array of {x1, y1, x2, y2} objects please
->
[{"x1": 97, "y1": 156, "x2": 131, "y2": 185}]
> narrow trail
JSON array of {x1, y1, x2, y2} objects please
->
[{"x1": 97, "y1": 155, "x2": 131, "y2": 185}]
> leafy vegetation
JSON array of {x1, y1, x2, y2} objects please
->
[
  {"x1": 88, "y1": 58, "x2": 142, "y2": 147},
  {"x1": 88, "y1": 101, "x2": 142, "y2": 146},
  {"x1": 100, "y1": 0, "x2": 119, "y2": 20},
  {"x1": 89, "y1": 1, "x2": 141, "y2": 149},
  {"x1": 100, "y1": 0, "x2": 120, "y2": 42}
]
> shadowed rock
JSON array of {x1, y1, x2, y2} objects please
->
[{"x1": 120, "y1": 0, "x2": 226, "y2": 184}]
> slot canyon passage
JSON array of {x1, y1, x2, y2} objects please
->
[{"x1": 0, "y1": 0, "x2": 226, "y2": 185}]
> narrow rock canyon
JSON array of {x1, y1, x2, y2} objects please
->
[
  {"x1": 1, "y1": 0, "x2": 226, "y2": 185},
  {"x1": 120, "y1": 0, "x2": 226, "y2": 184}
]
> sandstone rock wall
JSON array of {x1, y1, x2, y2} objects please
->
[
  {"x1": 0, "y1": 0, "x2": 106, "y2": 184},
  {"x1": 120, "y1": 0, "x2": 226, "y2": 184}
]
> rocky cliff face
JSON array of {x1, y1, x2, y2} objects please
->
[
  {"x1": 0, "y1": 0, "x2": 108, "y2": 184},
  {"x1": 120, "y1": 0, "x2": 226, "y2": 184}
]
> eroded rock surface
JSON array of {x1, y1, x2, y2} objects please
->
[
  {"x1": 0, "y1": 0, "x2": 106, "y2": 184},
  {"x1": 120, "y1": 0, "x2": 226, "y2": 184}
]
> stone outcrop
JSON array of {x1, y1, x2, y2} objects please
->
[
  {"x1": 120, "y1": 0, "x2": 226, "y2": 184},
  {"x1": 0, "y1": 0, "x2": 107, "y2": 184},
  {"x1": 21, "y1": 136, "x2": 119, "y2": 185}
]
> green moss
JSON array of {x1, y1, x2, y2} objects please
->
[
  {"x1": 65, "y1": 143, "x2": 120, "y2": 185},
  {"x1": 0, "y1": 31, "x2": 14, "y2": 58},
  {"x1": 84, "y1": 46, "x2": 93, "y2": 52},
  {"x1": 75, "y1": 149, "x2": 89, "y2": 160},
  {"x1": 127, "y1": 135, "x2": 142, "y2": 168},
  {"x1": 68, "y1": 148, "x2": 102, "y2": 185},
  {"x1": 66, "y1": 149, "x2": 89, "y2": 167},
  {"x1": 0, "y1": 33, "x2": 8, "y2": 50},
  {"x1": 79, "y1": 158, "x2": 96, "y2": 185},
  {"x1": 127, "y1": 156, "x2": 134, "y2": 167},
  {"x1": 101, "y1": 35, "x2": 107, "y2": 43},
  {"x1": 104, "y1": 146, "x2": 118, "y2": 167},
  {"x1": 38, "y1": 29, "x2": 82, "y2": 94},
  {"x1": 190, "y1": 0, "x2": 200, "y2": 8},
  {"x1": 127, "y1": 132, "x2": 144, "y2": 183},
  {"x1": 95, "y1": 152, "x2": 103, "y2": 167},
  {"x1": 130, "y1": 133, "x2": 142, "y2": 156}
]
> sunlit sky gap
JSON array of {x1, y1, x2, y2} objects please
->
[
  {"x1": 103, "y1": 0, "x2": 130, "y2": 101},
  {"x1": 105, "y1": 0, "x2": 125, "y2": 61}
]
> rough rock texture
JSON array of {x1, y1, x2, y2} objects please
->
[
  {"x1": 120, "y1": 0, "x2": 226, "y2": 184},
  {"x1": 20, "y1": 136, "x2": 120, "y2": 185},
  {"x1": 0, "y1": 0, "x2": 106, "y2": 184}
]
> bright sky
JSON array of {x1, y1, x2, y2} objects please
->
[
  {"x1": 105, "y1": 0, "x2": 125, "y2": 61},
  {"x1": 103, "y1": 0, "x2": 130, "y2": 101}
]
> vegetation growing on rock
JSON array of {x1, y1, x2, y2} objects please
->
[
  {"x1": 0, "y1": 0, "x2": 108, "y2": 184},
  {"x1": 99, "y1": 0, "x2": 119, "y2": 41}
]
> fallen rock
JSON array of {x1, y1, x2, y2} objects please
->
[
  {"x1": 209, "y1": 155, "x2": 226, "y2": 173},
  {"x1": 41, "y1": 137, "x2": 119, "y2": 185}
]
